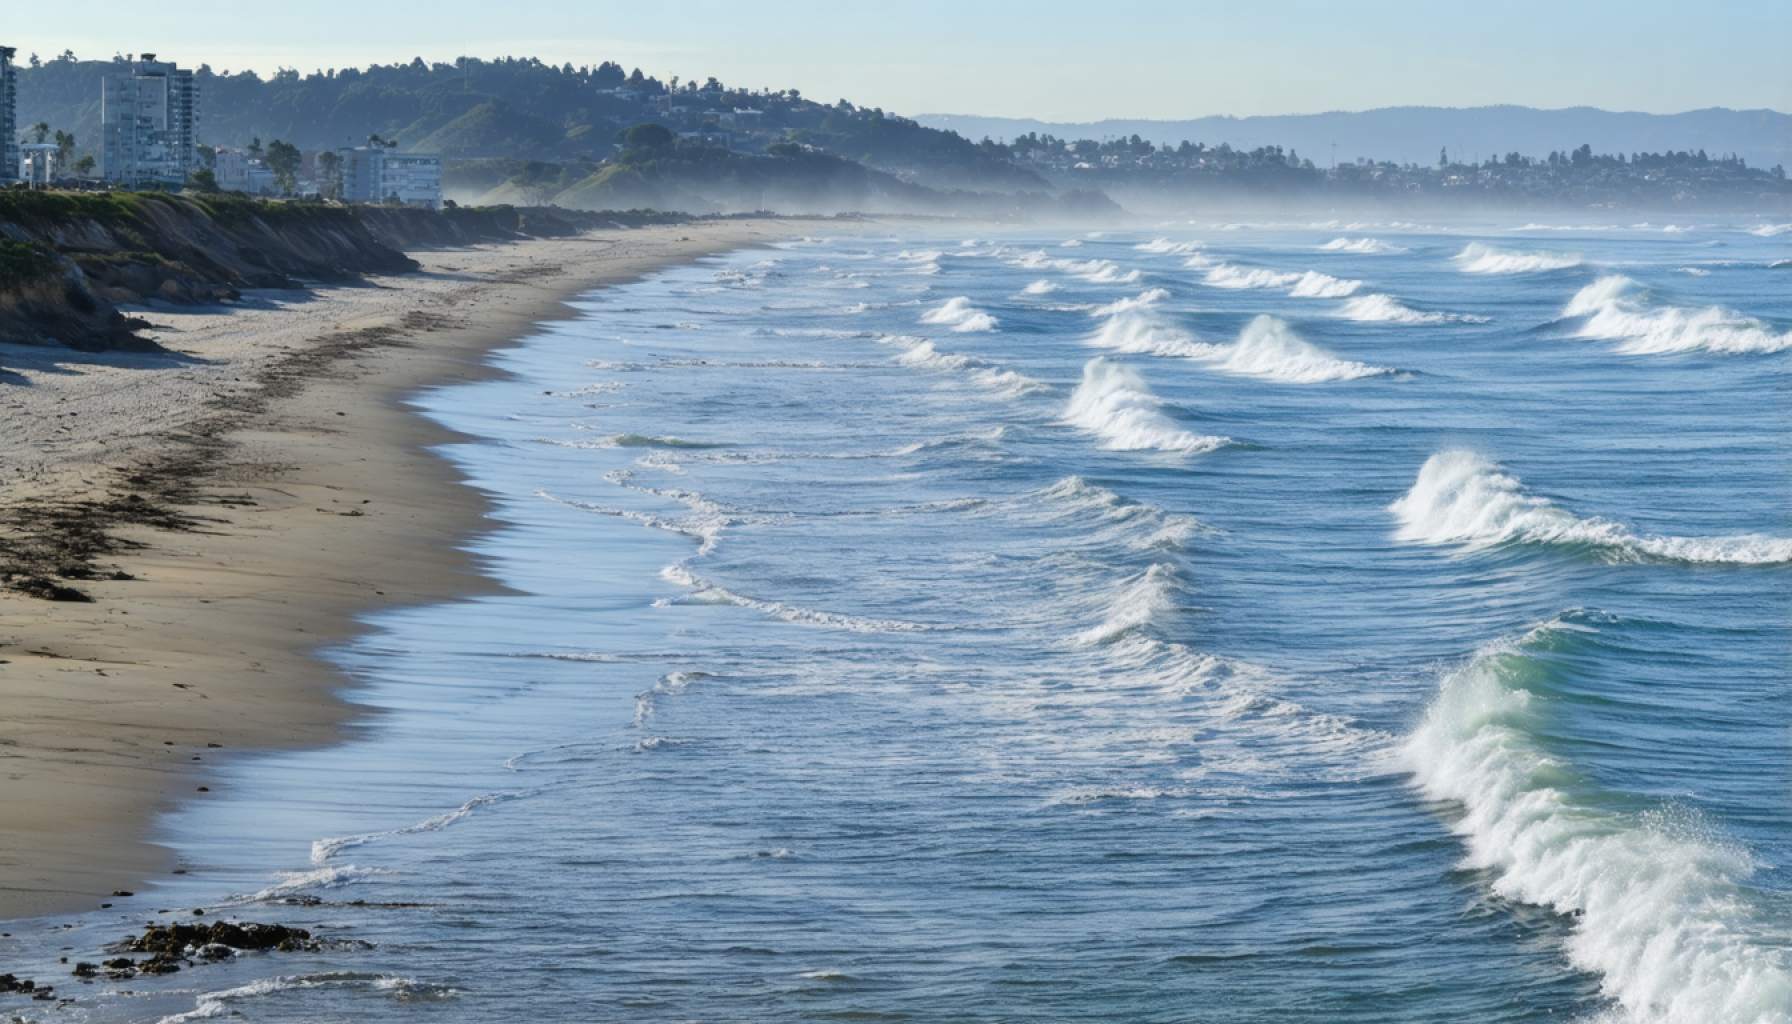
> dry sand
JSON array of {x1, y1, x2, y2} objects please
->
[{"x1": 0, "y1": 221, "x2": 791, "y2": 919}]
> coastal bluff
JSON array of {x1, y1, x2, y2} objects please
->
[{"x1": 0, "y1": 191, "x2": 684, "y2": 351}]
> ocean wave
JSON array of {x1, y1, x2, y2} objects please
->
[
  {"x1": 1337, "y1": 293, "x2": 1487, "y2": 324},
  {"x1": 1136, "y1": 238, "x2": 1204, "y2": 255},
  {"x1": 158, "y1": 973, "x2": 456, "y2": 1024},
  {"x1": 1319, "y1": 237, "x2": 1404, "y2": 254},
  {"x1": 1746, "y1": 223, "x2": 1791, "y2": 237},
  {"x1": 1452, "y1": 242, "x2": 1582, "y2": 274},
  {"x1": 1087, "y1": 309, "x2": 1211, "y2": 358},
  {"x1": 1012, "y1": 250, "x2": 1143, "y2": 284},
  {"x1": 658, "y1": 563, "x2": 944, "y2": 633},
  {"x1": 1072, "y1": 563, "x2": 1185, "y2": 646},
  {"x1": 1406, "y1": 615, "x2": 1792, "y2": 1024},
  {"x1": 538, "y1": 486, "x2": 738, "y2": 555},
  {"x1": 1391, "y1": 450, "x2": 1792, "y2": 564},
  {"x1": 1206, "y1": 316, "x2": 1394, "y2": 383},
  {"x1": 1090, "y1": 287, "x2": 1171, "y2": 316},
  {"x1": 233, "y1": 864, "x2": 392, "y2": 905},
  {"x1": 1063, "y1": 357, "x2": 1229, "y2": 455},
  {"x1": 1562, "y1": 275, "x2": 1792, "y2": 354},
  {"x1": 1204, "y1": 264, "x2": 1361, "y2": 297},
  {"x1": 311, "y1": 793, "x2": 518, "y2": 865},
  {"x1": 1035, "y1": 475, "x2": 1206, "y2": 551},
  {"x1": 882, "y1": 335, "x2": 1047, "y2": 397},
  {"x1": 920, "y1": 295, "x2": 999, "y2": 332},
  {"x1": 1021, "y1": 279, "x2": 1061, "y2": 295},
  {"x1": 538, "y1": 433, "x2": 722, "y2": 450}
]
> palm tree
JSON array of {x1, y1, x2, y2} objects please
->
[{"x1": 29, "y1": 122, "x2": 50, "y2": 145}]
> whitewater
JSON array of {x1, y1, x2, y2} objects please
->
[{"x1": 14, "y1": 224, "x2": 1790, "y2": 1024}]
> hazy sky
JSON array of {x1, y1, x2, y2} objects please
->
[{"x1": 12, "y1": 0, "x2": 1788, "y2": 120}]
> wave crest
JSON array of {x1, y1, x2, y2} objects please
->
[
  {"x1": 1563, "y1": 275, "x2": 1792, "y2": 355},
  {"x1": 1063, "y1": 358, "x2": 1228, "y2": 455},
  {"x1": 1319, "y1": 237, "x2": 1403, "y2": 254},
  {"x1": 1453, "y1": 242, "x2": 1582, "y2": 274},
  {"x1": 1406, "y1": 616, "x2": 1792, "y2": 1024},
  {"x1": 1391, "y1": 450, "x2": 1792, "y2": 564},
  {"x1": 920, "y1": 295, "x2": 999, "y2": 332}
]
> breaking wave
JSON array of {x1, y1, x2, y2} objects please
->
[
  {"x1": 1319, "y1": 237, "x2": 1404, "y2": 254},
  {"x1": 1406, "y1": 615, "x2": 1792, "y2": 1024},
  {"x1": 1206, "y1": 316, "x2": 1393, "y2": 383},
  {"x1": 311, "y1": 793, "x2": 518, "y2": 864},
  {"x1": 920, "y1": 295, "x2": 999, "y2": 332},
  {"x1": 1090, "y1": 287, "x2": 1171, "y2": 316},
  {"x1": 1022, "y1": 279, "x2": 1061, "y2": 295},
  {"x1": 1087, "y1": 309, "x2": 1211, "y2": 358},
  {"x1": 1072, "y1": 563, "x2": 1186, "y2": 646},
  {"x1": 1203, "y1": 264, "x2": 1361, "y2": 297},
  {"x1": 882, "y1": 334, "x2": 1047, "y2": 397},
  {"x1": 1034, "y1": 476, "x2": 1206, "y2": 551},
  {"x1": 1562, "y1": 275, "x2": 1792, "y2": 354},
  {"x1": 1391, "y1": 450, "x2": 1792, "y2": 564},
  {"x1": 1338, "y1": 293, "x2": 1487, "y2": 324},
  {"x1": 1452, "y1": 243, "x2": 1582, "y2": 274},
  {"x1": 1745, "y1": 223, "x2": 1791, "y2": 237},
  {"x1": 1063, "y1": 357, "x2": 1229, "y2": 455},
  {"x1": 1136, "y1": 238, "x2": 1204, "y2": 255},
  {"x1": 658, "y1": 563, "x2": 945, "y2": 633},
  {"x1": 1013, "y1": 250, "x2": 1143, "y2": 284}
]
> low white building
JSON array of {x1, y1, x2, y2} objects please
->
[
  {"x1": 336, "y1": 146, "x2": 442, "y2": 209},
  {"x1": 212, "y1": 148, "x2": 281, "y2": 194},
  {"x1": 18, "y1": 143, "x2": 57, "y2": 187}
]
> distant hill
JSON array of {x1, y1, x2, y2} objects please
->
[{"x1": 918, "y1": 106, "x2": 1792, "y2": 171}]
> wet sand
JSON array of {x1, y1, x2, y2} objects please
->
[{"x1": 0, "y1": 221, "x2": 790, "y2": 919}]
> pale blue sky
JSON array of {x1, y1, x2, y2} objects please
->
[{"x1": 15, "y1": 1, "x2": 1788, "y2": 119}]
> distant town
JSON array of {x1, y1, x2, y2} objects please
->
[
  {"x1": 2, "y1": 47, "x2": 442, "y2": 208},
  {"x1": 3, "y1": 47, "x2": 1789, "y2": 215}
]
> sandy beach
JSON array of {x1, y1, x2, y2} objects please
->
[{"x1": 0, "y1": 220, "x2": 789, "y2": 920}]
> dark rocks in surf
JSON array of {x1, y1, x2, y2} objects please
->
[{"x1": 121, "y1": 920, "x2": 320, "y2": 958}]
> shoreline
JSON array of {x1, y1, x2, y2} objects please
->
[{"x1": 0, "y1": 220, "x2": 794, "y2": 920}]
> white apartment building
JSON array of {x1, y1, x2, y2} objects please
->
[
  {"x1": 336, "y1": 147, "x2": 442, "y2": 209},
  {"x1": 100, "y1": 54, "x2": 199, "y2": 187},
  {"x1": 0, "y1": 46, "x2": 18, "y2": 184}
]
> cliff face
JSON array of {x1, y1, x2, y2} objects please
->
[{"x1": 0, "y1": 193, "x2": 667, "y2": 352}]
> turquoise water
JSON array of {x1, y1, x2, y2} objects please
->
[{"x1": 5, "y1": 222, "x2": 1791, "y2": 1023}]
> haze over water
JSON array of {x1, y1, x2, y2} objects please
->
[{"x1": 8, "y1": 220, "x2": 1791, "y2": 1022}]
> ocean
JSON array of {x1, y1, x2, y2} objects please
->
[{"x1": 6, "y1": 220, "x2": 1791, "y2": 1023}]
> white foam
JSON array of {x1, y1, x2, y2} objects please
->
[
  {"x1": 1136, "y1": 238, "x2": 1204, "y2": 255},
  {"x1": 1338, "y1": 293, "x2": 1487, "y2": 324},
  {"x1": 1391, "y1": 450, "x2": 1792, "y2": 564},
  {"x1": 1453, "y1": 242, "x2": 1582, "y2": 274},
  {"x1": 1072, "y1": 563, "x2": 1184, "y2": 645},
  {"x1": 1204, "y1": 264, "x2": 1361, "y2": 297},
  {"x1": 1563, "y1": 275, "x2": 1792, "y2": 355},
  {"x1": 1062, "y1": 357, "x2": 1229, "y2": 455},
  {"x1": 920, "y1": 295, "x2": 999, "y2": 332},
  {"x1": 882, "y1": 335, "x2": 1047, "y2": 398},
  {"x1": 1021, "y1": 279, "x2": 1060, "y2": 295},
  {"x1": 659, "y1": 563, "x2": 943, "y2": 632},
  {"x1": 311, "y1": 793, "x2": 515, "y2": 865},
  {"x1": 157, "y1": 973, "x2": 452, "y2": 1024},
  {"x1": 1319, "y1": 237, "x2": 1404, "y2": 254},
  {"x1": 1090, "y1": 287, "x2": 1171, "y2": 316},
  {"x1": 1087, "y1": 310, "x2": 1212, "y2": 358},
  {"x1": 1406, "y1": 618, "x2": 1792, "y2": 1024},
  {"x1": 1205, "y1": 316, "x2": 1393, "y2": 383},
  {"x1": 1011, "y1": 250, "x2": 1142, "y2": 284},
  {"x1": 1035, "y1": 476, "x2": 1205, "y2": 551},
  {"x1": 1746, "y1": 223, "x2": 1791, "y2": 237},
  {"x1": 234, "y1": 864, "x2": 391, "y2": 904}
]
